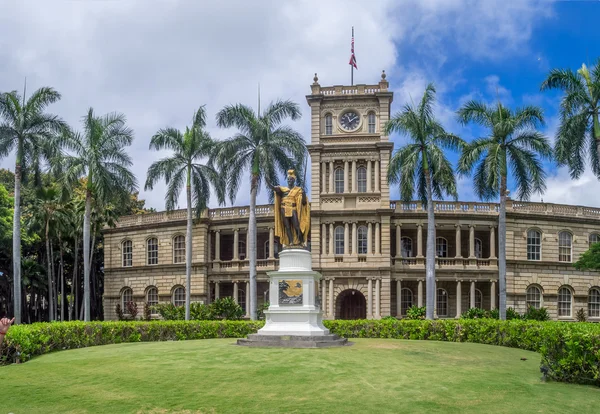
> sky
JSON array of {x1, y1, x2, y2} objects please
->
[{"x1": 1, "y1": 0, "x2": 600, "y2": 210}]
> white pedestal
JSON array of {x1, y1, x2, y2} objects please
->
[{"x1": 257, "y1": 249, "x2": 330, "y2": 336}]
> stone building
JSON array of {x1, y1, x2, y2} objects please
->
[{"x1": 103, "y1": 73, "x2": 600, "y2": 321}]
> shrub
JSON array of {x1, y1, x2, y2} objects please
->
[
  {"x1": 154, "y1": 303, "x2": 185, "y2": 320},
  {"x1": 210, "y1": 297, "x2": 244, "y2": 320},
  {"x1": 488, "y1": 308, "x2": 500, "y2": 319},
  {"x1": 153, "y1": 298, "x2": 243, "y2": 321},
  {"x1": 506, "y1": 307, "x2": 522, "y2": 320},
  {"x1": 258, "y1": 302, "x2": 270, "y2": 320},
  {"x1": 115, "y1": 304, "x2": 125, "y2": 321},
  {"x1": 126, "y1": 301, "x2": 138, "y2": 320},
  {"x1": 405, "y1": 306, "x2": 426, "y2": 320},
  {"x1": 576, "y1": 308, "x2": 587, "y2": 322},
  {"x1": 461, "y1": 308, "x2": 488, "y2": 319},
  {"x1": 523, "y1": 306, "x2": 549, "y2": 321}
]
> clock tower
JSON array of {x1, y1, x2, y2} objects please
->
[{"x1": 306, "y1": 71, "x2": 394, "y2": 318}]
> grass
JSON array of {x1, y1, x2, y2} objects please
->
[{"x1": 2, "y1": 339, "x2": 598, "y2": 414}]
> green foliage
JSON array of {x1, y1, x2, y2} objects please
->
[
  {"x1": 506, "y1": 307, "x2": 522, "y2": 320},
  {"x1": 115, "y1": 304, "x2": 125, "y2": 321},
  {"x1": 574, "y1": 242, "x2": 600, "y2": 270},
  {"x1": 143, "y1": 303, "x2": 152, "y2": 321},
  {"x1": 523, "y1": 306, "x2": 550, "y2": 321},
  {"x1": 153, "y1": 303, "x2": 184, "y2": 320},
  {"x1": 257, "y1": 302, "x2": 270, "y2": 320},
  {"x1": 405, "y1": 305, "x2": 426, "y2": 320},
  {"x1": 210, "y1": 297, "x2": 244, "y2": 320},
  {"x1": 381, "y1": 315, "x2": 398, "y2": 321},
  {"x1": 461, "y1": 308, "x2": 489, "y2": 319},
  {"x1": 154, "y1": 298, "x2": 243, "y2": 321},
  {"x1": 576, "y1": 308, "x2": 587, "y2": 322}
]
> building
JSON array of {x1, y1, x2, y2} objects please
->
[{"x1": 103, "y1": 72, "x2": 600, "y2": 321}]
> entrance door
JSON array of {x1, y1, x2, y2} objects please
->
[{"x1": 339, "y1": 289, "x2": 366, "y2": 319}]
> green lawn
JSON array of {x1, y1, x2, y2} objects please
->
[{"x1": 2, "y1": 339, "x2": 598, "y2": 413}]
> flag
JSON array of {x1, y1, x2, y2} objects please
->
[{"x1": 349, "y1": 31, "x2": 357, "y2": 69}]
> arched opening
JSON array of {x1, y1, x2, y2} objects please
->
[{"x1": 336, "y1": 289, "x2": 366, "y2": 320}]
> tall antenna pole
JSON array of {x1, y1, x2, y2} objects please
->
[{"x1": 351, "y1": 27, "x2": 354, "y2": 86}]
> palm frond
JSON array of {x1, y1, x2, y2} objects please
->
[
  {"x1": 456, "y1": 100, "x2": 494, "y2": 128},
  {"x1": 540, "y1": 68, "x2": 585, "y2": 93},
  {"x1": 193, "y1": 105, "x2": 207, "y2": 130},
  {"x1": 262, "y1": 100, "x2": 301, "y2": 127}
]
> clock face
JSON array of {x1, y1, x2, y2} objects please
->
[{"x1": 339, "y1": 111, "x2": 360, "y2": 131}]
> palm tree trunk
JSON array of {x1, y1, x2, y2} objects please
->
[
  {"x1": 83, "y1": 189, "x2": 92, "y2": 321},
  {"x1": 59, "y1": 235, "x2": 65, "y2": 322},
  {"x1": 424, "y1": 170, "x2": 436, "y2": 320},
  {"x1": 185, "y1": 175, "x2": 192, "y2": 321},
  {"x1": 45, "y1": 219, "x2": 54, "y2": 321},
  {"x1": 72, "y1": 234, "x2": 78, "y2": 321},
  {"x1": 498, "y1": 175, "x2": 507, "y2": 320},
  {"x1": 51, "y1": 242, "x2": 57, "y2": 321},
  {"x1": 12, "y1": 160, "x2": 22, "y2": 324},
  {"x1": 248, "y1": 174, "x2": 258, "y2": 320}
]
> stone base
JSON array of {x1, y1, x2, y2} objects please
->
[{"x1": 237, "y1": 334, "x2": 351, "y2": 348}]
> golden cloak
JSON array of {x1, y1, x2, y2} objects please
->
[{"x1": 274, "y1": 186, "x2": 310, "y2": 246}]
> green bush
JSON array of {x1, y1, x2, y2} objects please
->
[
  {"x1": 405, "y1": 305, "x2": 426, "y2": 320},
  {"x1": 257, "y1": 302, "x2": 270, "y2": 320},
  {"x1": 461, "y1": 308, "x2": 488, "y2": 319},
  {"x1": 523, "y1": 306, "x2": 550, "y2": 321},
  {"x1": 210, "y1": 297, "x2": 244, "y2": 320},
  {"x1": 576, "y1": 308, "x2": 587, "y2": 322},
  {"x1": 506, "y1": 307, "x2": 522, "y2": 320},
  {"x1": 153, "y1": 298, "x2": 244, "y2": 321}
]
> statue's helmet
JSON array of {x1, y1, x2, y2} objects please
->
[{"x1": 287, "y1": 169, "x2": 296, "y2": 179}]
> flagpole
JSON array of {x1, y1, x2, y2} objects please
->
[{"x1": 351, "y1": 27, "x2": 354, "y2": 86}]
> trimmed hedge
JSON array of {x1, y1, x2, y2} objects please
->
[{"x1": 1, "y1": 319, "x2": 598, "y2": 386}]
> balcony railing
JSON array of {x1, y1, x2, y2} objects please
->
[
  {"x1": 210, "y1": 258, "x2": 279, "y2": 271},
  {"x1": 390, "y1": 257, "x2": 498, "y2": 270}
]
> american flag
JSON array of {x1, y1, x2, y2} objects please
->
[{"x1": 349, "y1": 31, "x2": 357, "y2": 69}]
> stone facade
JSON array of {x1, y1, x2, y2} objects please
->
[{"x1": 103, "y1": 73, "x2": 600, "y2": 322}]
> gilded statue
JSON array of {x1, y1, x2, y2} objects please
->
[{"x1": 270, "y1": 169, "x2": 310, "y2": 248}]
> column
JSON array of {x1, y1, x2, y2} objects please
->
[
  {"x1": 375, "y1": 278, "x2": 381, "y2": 318},
  {"x1": 268, "y1": 227, "x2": 275, "y2": 259},
  {"x1": 352, "y1": 222, "x2": 357, "y2": 255},
  {"x1": 375, "y1": 222, "x2": 380, "y2": 254},
  {"x1": 215, "y1": 281, "x2": 220, "y2": 300},
  {"x1": 321, "y1": 223, "x2": 327, "y2": 255},
  {"x1": 374, "y1": 160, "x2": 380, "y2": 192},
  {"x1": 352, "y1": 160, "x2": 357, "y2": 192},
  {"x1": 207, "y1": 231, "x2": 212, "y2": 262},
  {"x1": 322, "y1": 279, "x2": 327, "y2": 314},
  {"x1": 417, "y1": 224, "x2": 423, "y2": 257},
  {"x1": 396, "y1": 279, "x2": 402, "y2": 317},
  {"x1": 367, "y1": 160, "x2": 372, "y2": 192},
  {"x1": 245, "y1": 232, "x2": 249, "y2": 259},
  {"x1": 233, "y1": 229, "x2": 239, "y2": 260},
  {"x1": 395, "y1": 224, "x2": 402, "y2": 257},
  {"x1": 417, "y1": 280, "x2": 423, "y2": 307},
  {"x1": 489, "y1": 226, "x2": 496, "y2": 259},
  {"x1": 245, "y1": 282, "x2": 250, "y2": 317},
  {"x1": 367, "y1": 222, "x2": 373, "y2": 255},
  {"x1": 490, "y1": 281, "x2": 496, "y2": 309},
  {"x1": 456, "y1": 281, "x2": 462, "y2": 318},
  {"x1": 455, "y1": 225, "x2": 462, "y2": 258},
  {"x1": 367, "y1": 278, "x2": 373, "y2": 318},
  {"x1": 328, "y1": 161, "x2": 334, "y2": 194},
  {"x1": 344, "y1": 161, "x2": 349, "y2": 193},
  {"x1": 469, "y1": 225, "x2": 475, "y2": 258},
  {"x1": 321, "y1": 162, "x2": 326, "y2": 194},
  {"x1": 329, "y1": 223, "x2": 334, "y2": 255},
  {"x1": 233, "y1": 281, "x2": 239, "y2": 304},
  {"x1": 344, "y1": 222, "x2": 349, "y2": 255},
  {"x1": 215, "y1": 230, "x2": 221, "y2": 261},
  {"x1": 328, "y1": 278, "x2": 334, "y2": 317},
  {"x1": 470, "y1": 281, "x2": 476, "y2": 309}
]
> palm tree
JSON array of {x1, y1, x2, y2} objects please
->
[
  {"x1": 59, "y1": 108, "x2": 137, "y2": 321},
  {"x1": 0, "y1": 86, "x2": 67, "y2": 323},
  {"x1": 540, "y1": 60, "x2": 600, "y2": 178},
  {"x1": 384, "y1": 84, "x2": 464, "y2": 320},
  {"x1": 215, "y1": 100, "x2": 306, "y2": 320},
  {"x1": 145, "y1": 106, "x2": 224, "y2": 320},
  {"x1": 457, "y1": 101, "x2": 552, "y2": 320}
]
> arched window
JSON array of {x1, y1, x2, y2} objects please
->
[
  {"x1": 436, "y1": 288, "x2": 448, "y2": 317},
  {"x1": 324, "y1": 114, "x2": 333, "y2": 135},
  {"x1": 589, "y1": 287, "x2": 600, "y2": 318},
  {"x1": 368, "y1": 112, "x2": 376, "y2": 133},
  {"x1": 526, "y1": 285, "x2": 542, "y2": 309},
  {"x1": 238, "y1": 288, "x2": 246, "y2": 312},
  {"x1": 436, "y1": 237, "x2": 448, "y2": 258},
  {"x1": 172, "y1": 286, "x2": 185, "y2": 307},
  {"x1": 589, "y1": 233, "x2": 600, "y2": 248},
  {"x1": 400, "y1": 288, "x2": 413, "y2": 316},
  {"x1": 558, "y1": 287, "x2": 572, "y2": 317},
  {"x1": 121, "y1": 287, "x2": 133, "y2": 309},
  {"x1": 146, "y1": 287, "x2": 159, "y2": 310},
  {"x1": 238, "y1": 240, "x2": 246, "y2": 260},
  {"x1": 401, "y1": 237, "x2": 412, "y2": 258},
  {"x1": 558, "y1": 231, "x2": 572, "y2": 262},
  {"x1": 147, "y1": 237, "x2": 158, "y2": 265},
  {"x1": 357, "y1": 166, "x2": 367, "y2": 192},
  {"x1": 335, "y1": 226, "x2": 344, "y2": 255},
  {"x1": 470, "y1": 289, "x2": 483, "y2": 309},
  {"x1": 474, "y1": 238, "x2": 483, "y2": 259},
  {"x1": 122, "y1": 240, "x2": 132, "y2": 267},
  {"x1": 264, "y1": 240, "x2": 280, "y2": 259},
  {"x1": 173, "y1": 235, "x2": 185, "y2": 264},
  {"x1": 334, "y1": 168, "x2": 344, "y2": 193},
  {"x1": 357, "y1": 225, "x2": 368, "y2": 254},
  {"x1": 527, "y1": 230, "x2": 541, "y2": 261}
]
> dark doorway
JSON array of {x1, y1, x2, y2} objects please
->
[{"x1": 338, "y1": 289, "x2": 366, "y2": 320}]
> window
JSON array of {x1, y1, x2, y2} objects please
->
[
  {"x1": 334, "y1": 168, "x2": 344, "y2": 193},
  {"x1": 527, "y1": 230, "x2": 541, "y2": 261},
  {"x1": 239, "y1": 240, "x2": 246, "y2": 260},
  {"x1": 173, "y1": 286, "x2": 185, "y2": 307},
  {"x1": 238, "y1": 288, "x2": 246, "y2": 312},
  {"x1": 147, "y1": 237, "x2": 158, "y2": 265},
  {"x1": 122, "y1": 240, "x2": 132, "y2": 267},
  {"x1": 121, "y1": 287, "x2": 133, "y2": 309},
  {"x1": 357, "y1": 167, "x2": 367, "y2": 192},
  {"x1": 436, "y1": 288, "x2": 448, "y2": 317},
  {"x1": 589, "y1": 288, "x2": 600, "y2": 318},
  {"x1": 401, "y1": 237, "x2": 412, "y2": 258},
  {"x1": 146, "y1": 287, "x2": 159, "y2": 310},
  {"x1": 558, "y1": 231, "x2": 572, "y2": 262},
  {"x1": 325, "y1": 114, "x2": 332, "y2": 135},
  {"x1": 335, "y1": 226, "x2": 344, "y2": 255},
  {"x1": 368, "y1": 112, "x2": 376, "y2": 133},
  {"x1": 400, "y1": 288, "x2": 413, "y2": 316},
  {"x1": 436, "y1": 237, "x2": 448, "y2": 258},
  {"x1": 474, "y1": 238, "x2": 482, "y2": 259},
  {"x1": 173, "y1": 235, "x2": 185, "y2": 264},
  {"x1": 558, "y1": 287, "x2": 572, "y2": 317},
  {"x1": 470, "y1": 289, "x2": 483, "y2": 309},
  {"x1": 357, "y1": 225, "x2": 368, "y2": 254},
  {"x1": 590, "y1": 233, "x2": 600, "y2": 248},
  {"x1": 526, "y1": 286, "x2": 542, "y2": 310},
  {"x1": 264, "y1": 240, "x2": 279, "y2": 259}
]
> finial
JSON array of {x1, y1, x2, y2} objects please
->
[
  {"x1": 313, "y1": 73, "x2": 319, "y2": 84},
  {"x1": 381, "y1": 70, "x2": 386, "y2": 80}
]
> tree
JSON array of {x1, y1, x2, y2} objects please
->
[
  {"x1": 0, "y1": 86, "x2": 67, "y2": 323},
  {"x1": 59, "y1": 108, "x2": 137, "y2": 321},
  {"x1": 574, "y1": 242, "x2": 600, "y2": 271},
  {"x1": 215, "y1": 100, "x2": 307, "y2": 320},
  {"x1": 540, "y1": 60, "x2": 600, "y2": 178},
  {"x1": 145, "y1": 106, "x2": 224, "y2": 320},
  {"x1": 457, "y1": 101, "x2": 552, "y2": 320},
  {"x1": 384, "y1": 84, "x2": 463, "y2": 320}
]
